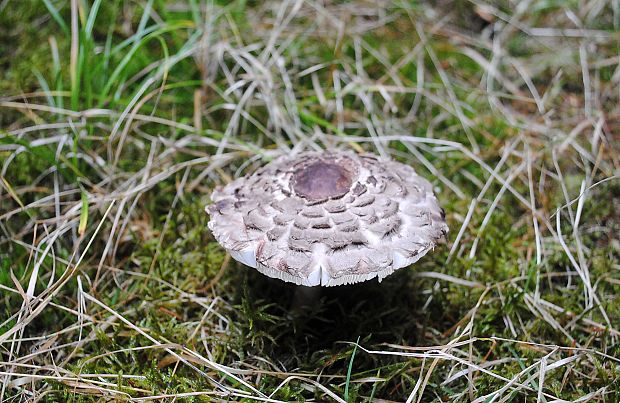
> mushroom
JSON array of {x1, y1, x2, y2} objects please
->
[{"x1": 206, "y1": 150, "x2": 448, "y2": 287}]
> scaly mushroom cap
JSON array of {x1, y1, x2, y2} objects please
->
[{"x1": 206, "y1": 151, "x2": 448, "y2": 286}]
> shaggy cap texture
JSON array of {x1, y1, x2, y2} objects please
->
[{"x1": 206, "y1": 151, "x2": 448, "y2": 286}]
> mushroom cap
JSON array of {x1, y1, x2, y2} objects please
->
[{"x1": 206, "y1": 150, "x2": 448, "y2": 286}]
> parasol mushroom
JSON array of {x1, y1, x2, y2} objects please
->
[{"x1": 206, "y1": 150, "x2": 448, "y2": 287}]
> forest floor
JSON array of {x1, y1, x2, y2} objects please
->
[{"x1": 1, "y1": 0, "x2": 619, "y2": 401}]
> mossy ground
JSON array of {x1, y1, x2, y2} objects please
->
[{"x1": 1, "y1": 1, "x2": 619, "y2": 401}]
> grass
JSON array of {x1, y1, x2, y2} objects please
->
[{"x1": 1, "y1": 0, "x2": 619, "y2": 401}]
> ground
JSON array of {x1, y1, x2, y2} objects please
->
[{"x1": 1, "y1": 0, "x2": 619, "y2": 401}]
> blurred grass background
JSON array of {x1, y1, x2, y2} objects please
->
[{"x1": 1, "y1": 0, "x2": 619, "y2": 401}]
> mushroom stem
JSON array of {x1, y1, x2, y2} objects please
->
[{"x1": 290, "y1": 286, "x2": 321, "y2": 316}]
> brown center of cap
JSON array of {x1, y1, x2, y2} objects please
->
[{"x1": 292, "y1": 161, "x2": 353, "y2": 201}]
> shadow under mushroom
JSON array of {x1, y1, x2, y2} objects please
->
[{"x1": 236, "y1": 267, "x2": 430, "y2": 355}]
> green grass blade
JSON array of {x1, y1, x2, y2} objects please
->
[
  {"x1": 84, "y1": 0, "x2": 103, "y2": 37},
  {"x1": 32, "y1": 68, "x2": 55, "y2": 107},
  {"x1": 345, "y1": 336, "x2": 360, "y2": 402},
  {"x1": 42, "y1": 0, "x2": 69, "y2": 34}
]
